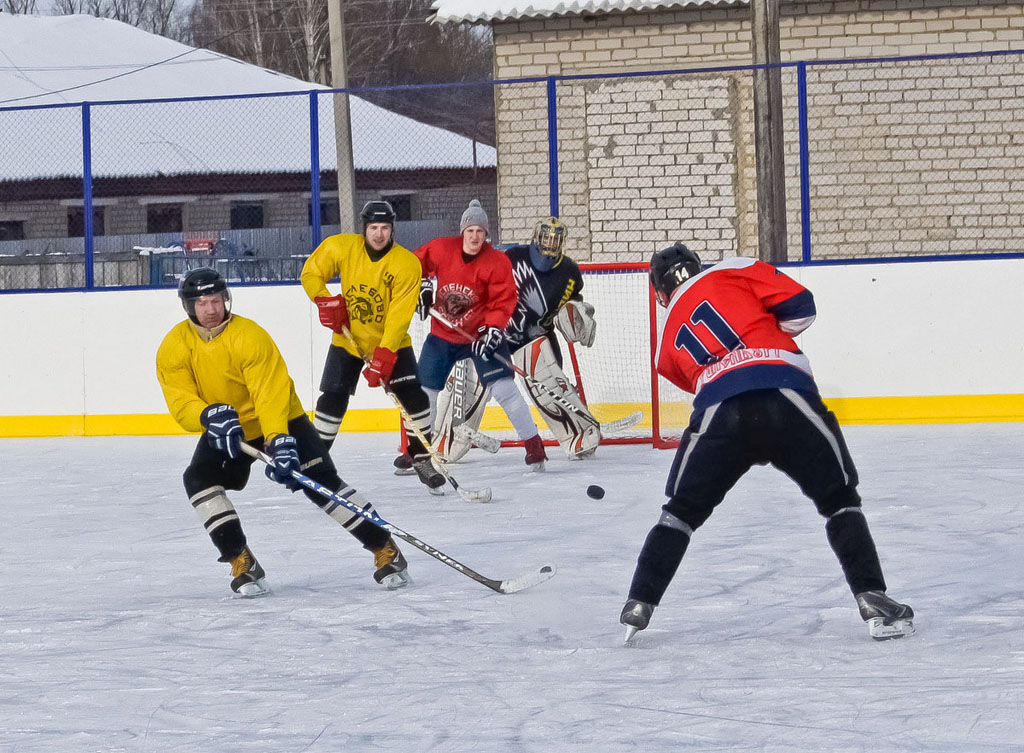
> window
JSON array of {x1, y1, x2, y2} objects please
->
[
  {"x1": 0, "y1": 221, "x2": 26, "y2": 241},
  {"x1": 309, "y1": 200, "x2": 341, "y2": 227},
  {"x1": 147, "y1": 204, "x2": 183, "y2": 234},
  {"x1": 67, "y1": 206, "x2": 105, "y2": 238},
  {"x1": 230, "y1": 201, "x2": 264, "y2": 230},
  {"x1": 388, "y1": 195, "x2": 413, "y2": 221}
]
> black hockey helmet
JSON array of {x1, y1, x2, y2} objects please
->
[
  {"x1": 359, "y1": 200, "x2": 396, "y2": 254},
  {"x1": 178, "y1": 267, "x2": 231, "y2": 325},
  {"x1": 649, "y1": 243, "x2": 702, "y2": 307},
  {"x1": 529, "y1": 216, "x2": 568, "y2": 272},
  {"x1": 360, "y1": 200, "x2": 396, "y2": 228}
]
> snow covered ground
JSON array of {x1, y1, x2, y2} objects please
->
[{"x1": 3, "y1": 423, "x2": 1022, "y2": 752}]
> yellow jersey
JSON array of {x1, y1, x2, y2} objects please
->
[
  {"x1": 300, "y1": 233, "x2": 421, "y2": 358},
  {"x1": 156, "y1": 315, "x2": 306, "y2": 442}
]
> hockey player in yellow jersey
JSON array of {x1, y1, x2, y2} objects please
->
[
  {"x1": 156, "y1": 267, "x2": 410, "y2": 597},
  {"x1": 301, "y1": 200, "x2": 444, "y2": 492}
]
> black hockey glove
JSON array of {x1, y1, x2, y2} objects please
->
[
  {"x1": 472, "y1": 326, "x2": 504, "y2": 360},
  {"x1": 264, "y1": 434, "x2": 302, "y2": 492},
  {"x1": 200, "y1": 403, "x2": 244, "y2": 460},
  {"x1": 416, "y1": 278, "x2": 434, "y2": 321}
]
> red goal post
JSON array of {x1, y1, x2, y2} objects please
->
[{"x1": 567, "y1": 262, "x2": 688, "y2": 450}]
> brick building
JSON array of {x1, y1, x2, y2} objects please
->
[{"x1": 431, "y1": 0, "x2": 1024, "y2": 262}]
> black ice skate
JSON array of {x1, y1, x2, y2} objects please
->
[
  {"x1": 393, "y1": 453, "x2": 416, "y2": 476},
  {"x1": 620, "y1": 599, "x2": 655, "y2": 643},
  {"x1": 856, "y1": 590, "x2": 915, "y2": 640},
  {"x1": 228, "y1": 546, "x2": 270, "y2": 598},
  {"x1": 411, "y1": 455, "x2": 446, "y2": 494},
  {"x1": 372, "y1": 537, "x2": 411, "y2": 590}
]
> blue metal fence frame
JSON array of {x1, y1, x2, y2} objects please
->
[{"x1": 4, "y1": 47, "x2": 1024, "y2": 294}]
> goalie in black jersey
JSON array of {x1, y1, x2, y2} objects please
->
[{"x1": 429, "y1": 216, "x2": 602, "y2": 461}]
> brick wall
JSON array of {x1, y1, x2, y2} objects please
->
[{"x1": 492, "y1": 0, "x2": 1024, "y2": 262}]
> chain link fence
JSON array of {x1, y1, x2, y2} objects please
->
[{"x1": 2, "y1": 49, "x2": 1022, "y2": 291}]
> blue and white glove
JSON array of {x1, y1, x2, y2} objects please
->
[
  {"x1": 472, "y1": 326, "x2": 504, "y2": 360},
  {"x1": 200, "y1": 403, "x2": 244, "y2": 460},
  {"x1": 264, "y1": 434, "x2": 302, "y2": 492}
]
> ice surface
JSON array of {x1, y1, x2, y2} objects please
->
[{"x1": 2, "y1": 423, "x2": 1022, "y2": 751}]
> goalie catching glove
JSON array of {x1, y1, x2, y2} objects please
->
[
  {"x1": 264, "y1": 434, "x2": 302, "y2": 491},
  {"x1": 472, "y1": 326, "x2": 504, "y2": 360},
  {"x1": 200, "y1": 403, "x2": 244, "y2": 459},
  {"x1": 362, "y1": 347, "x2": 397, "y2": 388},
  {"x1": 554, "y1": 300, "x2": 596, "y2": 347},
  {"x1": 314, "y1": 294, "x2": 350, "y2": 334}
]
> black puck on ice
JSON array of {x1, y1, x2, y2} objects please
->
[{"x1": 586, "y1": 484, "x2": 605, "y2": 500}]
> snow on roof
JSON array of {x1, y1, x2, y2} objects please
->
[
  {"x1": 429, "y1": 0, "x2": 736, "y2": 24},
  {"x1": 0, "y1": 14, "x2": 495, "y2": 182}
]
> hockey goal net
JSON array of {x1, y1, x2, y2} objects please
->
[{"x1": 408, "y1": 261, "x2": 689, "y2": 449}]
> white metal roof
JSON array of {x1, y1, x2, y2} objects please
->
[
  {"x1": 429, "y1": 0, "x2": 735, "y2": 24},
  {"x1": 0, "y1": 14, "x2": 495, "y2": 181}
]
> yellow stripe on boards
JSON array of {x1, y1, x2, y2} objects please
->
[
  {"x1": 1, "y1": 395, "x2": 1022, "y2": 437},
  {"x1": 823, "y1": 394, "x2": 1024, "y2": 425},
  {"x1": 0, "y1": 409, "x2": 404, "y2": 437}
]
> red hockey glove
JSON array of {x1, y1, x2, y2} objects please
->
[
  {"x1": 314, "y1": 295, "x2": 349, "y2": 334},
  {"x1": 362, "y1": 347, "x2": 398, "y2": 388}
]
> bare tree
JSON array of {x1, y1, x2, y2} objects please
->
[
  {"x1": 3, "y1": 0, "x2": 39, "y2": 13},
  {"x1": 47, "y1": 0, "x2": 185, "y2": 39}
]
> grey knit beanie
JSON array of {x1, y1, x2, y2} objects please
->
[{"x1": 460, "y1": 199, "x2": 489, "y2": 235}]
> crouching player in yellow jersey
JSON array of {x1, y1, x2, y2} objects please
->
[
  {"x1": 155, "y1": 267, "x2": 410, "y2": 597},
  {"x1": 301, "y1": 200, "x2": 444, "y2": 493}
]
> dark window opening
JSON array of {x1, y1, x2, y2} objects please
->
[
  {"x1": 67, "y1": 206, "x2": 105, "y2": 238},
  {"x1": 309, "y1": 200, "x2": 341, "y2": 227},
  {"x1": 0, "y1": 221, "x2": 26, "y2": 241},
  {"x1": 230, "y1": 201, "x2": 264, "y2": 230},
  {"x1": 147, "y1": 204, "x2": 183, "y2": 234},
  {"x1": 388, "y1": 195, "x2": 413, "y2": 222}
]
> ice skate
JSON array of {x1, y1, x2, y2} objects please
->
[
  {"x1": 412, "y1": 455, "x2": 446, "y2": 491},
  {"x1": 372, "y1": 537, "x2": 410, "y2": 590},
  {"x1": 620, "y1": 599, "x2": 654, "y2": 643},
  {"x1": 228, "y1": 546, "x2": 270, "y2": 598},
  {"x1": 524, "y1": 435, "x2": 547, "y2": 472},
  {"x1": 393, "y1": 453, "x2": 416, "y2": 476},
  {"x1": 856, "y1": 590, "x2": 915, "y2": 640}
]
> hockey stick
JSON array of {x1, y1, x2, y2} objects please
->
[
  {"x1": 428, "y1": 308, "x2": 601, "y2": 429},
  {"x1": 455, "y1": 411, "x2": 644, "y2": 452},
  {"x1": 340, "y1": 326, "x2": 492, "y2": 504},
  {"x1": 454, "y1": 422, "x2": 501, "y2": 454},
  {"x1": 241, "y1": 443, "x2": 554, "y2": 594}
]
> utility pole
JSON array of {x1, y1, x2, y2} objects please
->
[
  {"x1": 327, "y1": 0, "x2": 357, "y2": 232},
  {"x1": 750, "y1": 0, "x2": 788, "y2": 263}
]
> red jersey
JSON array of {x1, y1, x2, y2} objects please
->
[
  {"x1": 655, "y1": 257, "x2": 818, "y2": 411},
  {"x1": 415, "y1": 236, "x2": 518, "y2": 343}
]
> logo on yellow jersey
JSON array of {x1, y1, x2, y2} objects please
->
[{"x1": 344, "y1": 282, "x2": 386, "y2": 325}]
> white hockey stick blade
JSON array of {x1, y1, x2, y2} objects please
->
[
  {"x1": 601, "y1": 410, "x2": 644, "y2": 435},
  {"x1": 455, "y1": 483, "x2": 493, "y2": 504},
  {"x1": 454, "y1": 423, "x2": 501, "y2": 454},
  {"x1": 496, "y1": 564, "x2": 557, "y2": 594}
]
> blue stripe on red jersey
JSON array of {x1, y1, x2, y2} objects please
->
[
  {"x1": 692, "y1": 364, "x2": 820, "y2": 413},
  {"x1": 767, "y1": 288, "x2": 816, "y2": 322}
]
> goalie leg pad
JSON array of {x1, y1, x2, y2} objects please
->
[
  {"x1": 513, "y1": 337, "x2": 601, "y2": 459},
  {"x1": 433, "y1": 358, "x2": 490, "y2": 462}
]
